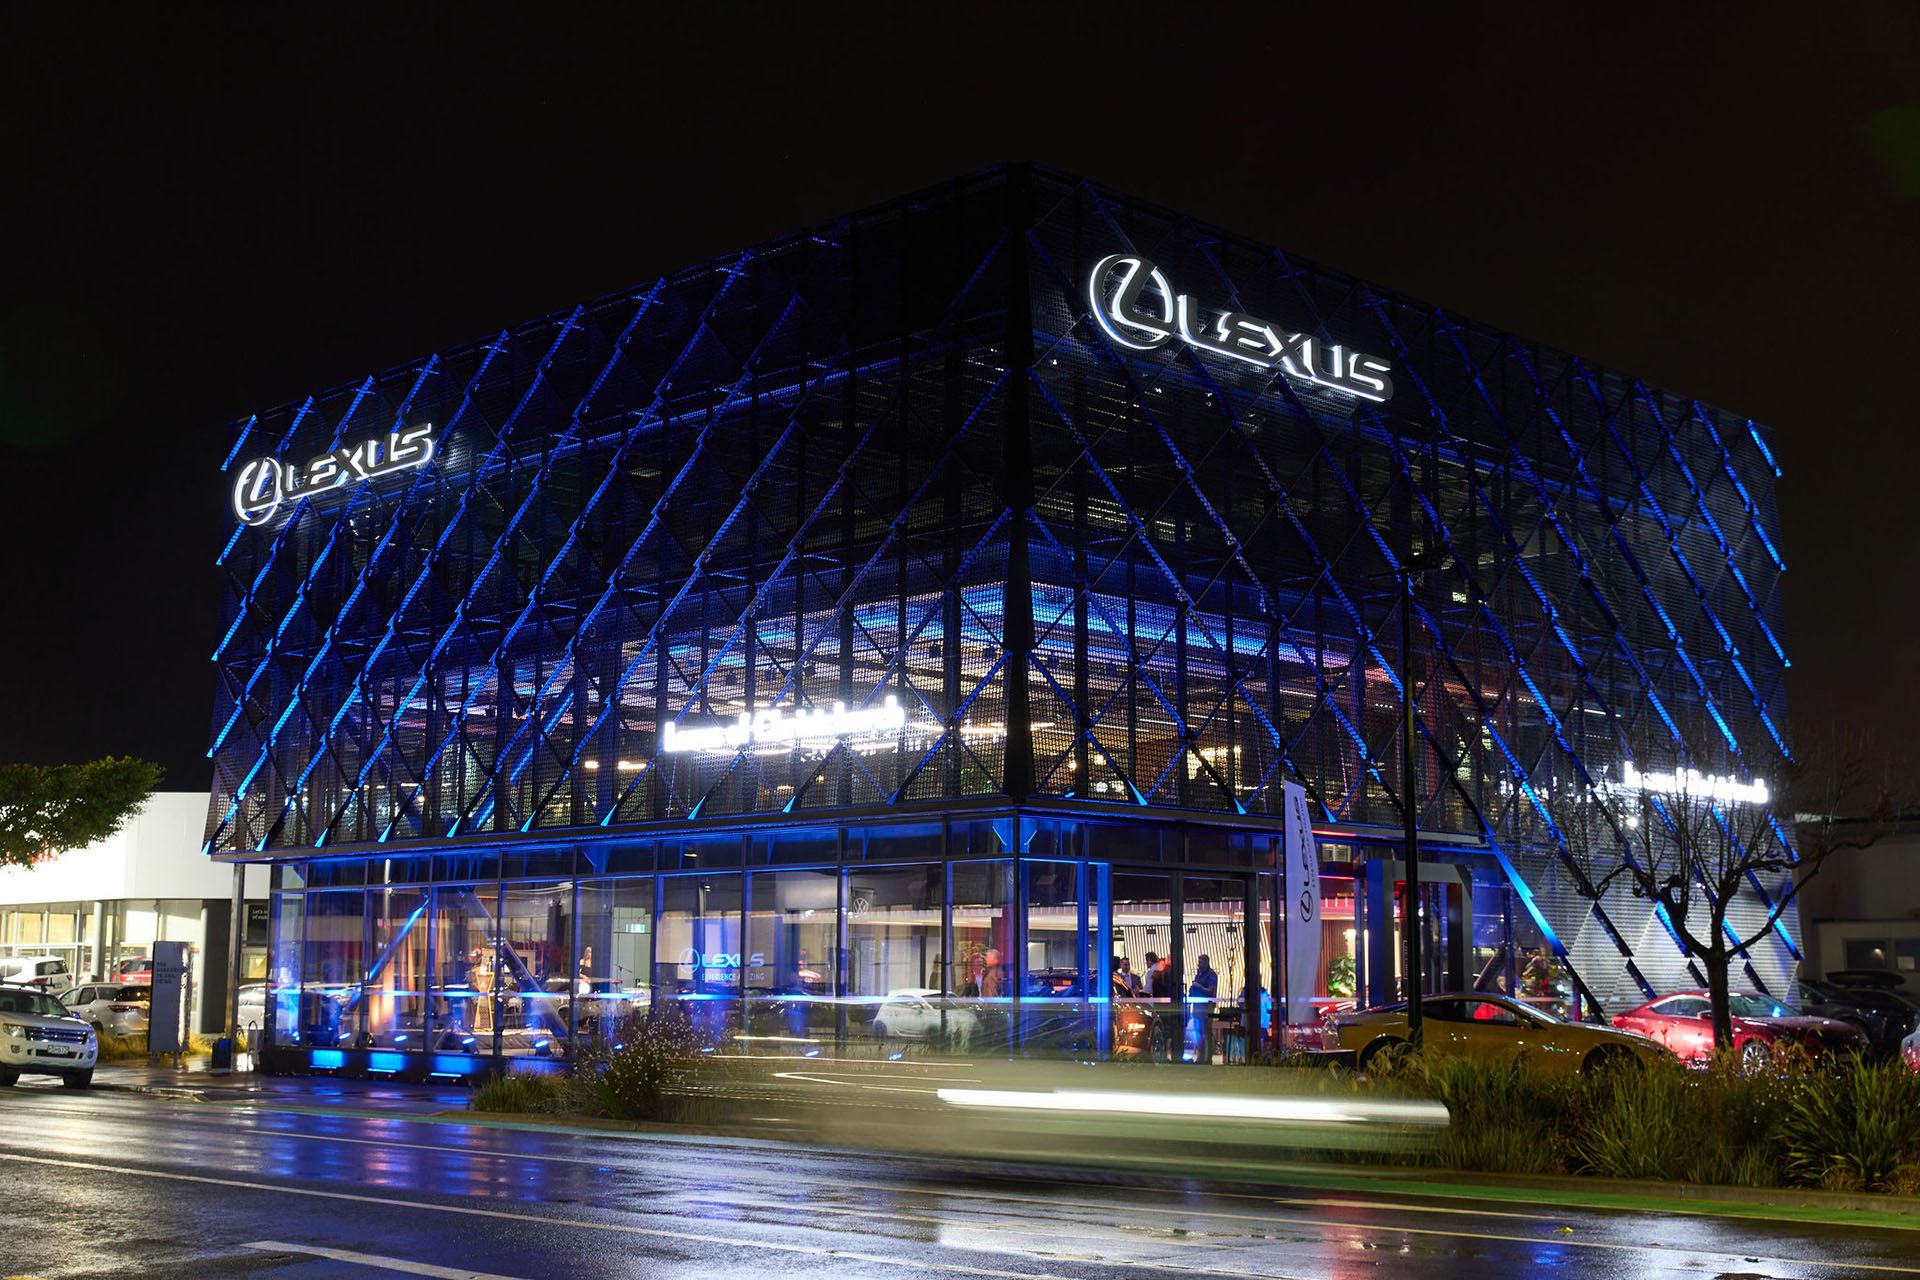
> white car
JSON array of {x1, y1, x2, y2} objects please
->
[
  {"x1": 62, "y1": 983, "x2": 150, "y2": 1038},
  {"x1": 0, "y1": 983, "x2": 97, "y2": 1087},
  {"x1": 237, "y1": 983, "x2": 267, "y2": 1036},
  {"x1": 870, "y1": 989, "x2": 980, "y2": 1048},
  {"x1": 0, "y1": 955, "x2": 75, "y2": 996}
]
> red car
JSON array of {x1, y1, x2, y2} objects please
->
[{"x1": 1611, "y1": 990, "x2": 1866, "y2": 1069}]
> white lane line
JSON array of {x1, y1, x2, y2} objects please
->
[
  {"x1": 0, "y1": 1151, "x2": 1079, "y2": 1280},
  {"x1": 243, "y1": 1241, "x2": 529, "y2": 1279}
]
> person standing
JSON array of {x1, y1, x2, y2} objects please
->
[
  {"x1": 1189, "y1": 954, "x2": 1218, "y2": 1001},
  {"x1": 1115, "y1": 956, "x2": 1142, "y2": 997}
]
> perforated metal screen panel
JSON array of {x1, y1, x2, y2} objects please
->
[{"x1": 207, "y1": 166, "x2": 1796, "y2": 1012}]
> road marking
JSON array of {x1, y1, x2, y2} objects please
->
[
  {"x1": 0, "y1": 1152, "x2": 1081, "y2": 1280},
  {"x1": 4, "y1": 1141, "x2": 1913, "y2": 1278},
  {"x1": 243, "y1": 1241, "x2": 529, "y2": 1279}
]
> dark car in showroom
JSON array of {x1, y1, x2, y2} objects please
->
[
  {"x1": 1611, "y1": 991, "x2": 1867, "y2": 1069},
  {"x1": 1797, "y1": 972, "x2": 1920, "y2": 1058}
]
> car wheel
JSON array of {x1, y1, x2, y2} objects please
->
[
  {"x1": 1739, "y1": 1039, "x2": 1772, "y2": 1073},
  {"x1": 870, "y1": 1021, "x2": 888, "y2": 1041},
  {"x1": 1358, "y1": 1037, "x2": 1410, "y2": 1073},
  {"x1": 61, "y1": 1069, "x2": 93, "y2": 1089},
  {"x1": 1581, "y1": 1045, "x2": 1640, "y2": 1077},
  {"x1": 0, "y1": 1070, "x2": 16, "y2": 1087}
]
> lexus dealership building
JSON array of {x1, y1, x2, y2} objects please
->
[{"x1": 206, "y1": 165, "x2": 1798, "y2": 1075}]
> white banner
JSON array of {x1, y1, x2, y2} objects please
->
[{"x1": 1282, "y1": 781, "x2": 1322, "y2": 1025}]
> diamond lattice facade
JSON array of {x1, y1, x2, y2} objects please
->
[{"x1": 206, "y1": 166, "x2": 1795, "y2": 1073}]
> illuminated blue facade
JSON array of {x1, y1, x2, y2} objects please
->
[{"x1": 207, "y1": 166, "x2": 1795, "y2": 1074}]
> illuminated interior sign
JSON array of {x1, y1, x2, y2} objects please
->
[
  {"x1": 677, "y1": 948, "x2": 766, "y2": 970},
  {"x1": 1610, "y1": 761, "x2": 1771, "y2": 807},
  {"x1": 1086, "y1": 254, "x2": 1394, "y2": 403},
  {"x1": 230, "y1": 422, "x2": 438, "y2": 526},
  {"x1": 661, "y1": 695, "x2": 907, "y2": 754}
]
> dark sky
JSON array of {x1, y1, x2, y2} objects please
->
[{"x1": 2, "y1": 6, "x2": 1914, "y2": 791}]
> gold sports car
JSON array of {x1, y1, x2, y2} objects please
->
[{"x1": 1333, "y1": 992, "x2": 1671, "y2": 1077}]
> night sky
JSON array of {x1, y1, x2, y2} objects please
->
[{"x1": 2, "y1": 7, "x2": 1914, "y2": 791}]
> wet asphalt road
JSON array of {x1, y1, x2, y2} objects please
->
[{"x1": 1, "y1": 1078, "x2": 1917, "y2": 1279}]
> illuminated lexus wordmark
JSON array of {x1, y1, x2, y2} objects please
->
[
  {"x1": 1087, "y1": 254, "x2": 1394, "y2": 403},
  {"x1": 231, "y1": 422, "x2": 439, "y2": 526}
]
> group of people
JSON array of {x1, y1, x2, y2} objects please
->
[{"x1": 1114, "y1": 952, "x2": 1219, "y2": 1000}]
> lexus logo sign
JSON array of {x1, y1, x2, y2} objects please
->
[
  {"x1": 230, "y1": 422, "x2": 439, "y2": 526},
  {"x1": 1087, "y1": 254, "x2": 1394, "y2": 403}
]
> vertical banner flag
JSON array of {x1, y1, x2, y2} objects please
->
[{"x1": 1282, "y1": 781, "x2": 1322, "y2": 1025}]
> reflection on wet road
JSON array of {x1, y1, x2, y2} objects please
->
[{"x1": 1, "y1": 1079, "x2": 1916, "y2": 1278}]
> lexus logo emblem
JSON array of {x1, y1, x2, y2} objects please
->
[
  {"x1": 231, "y1": 456, "x2": 286, "y2": 527},
  {"x1": 229, "y1": 422, "x2": 440, "y2": 527},
  {"x1": 1086, "y1": 253, "x2": 1394, "y2": 403}
]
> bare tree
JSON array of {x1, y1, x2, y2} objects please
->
[{"x1": 1559, "y1": 727, "x2": 1902, "y2": 1058}]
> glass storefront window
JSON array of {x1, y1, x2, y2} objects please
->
[
  {"x1": 847, "y1": 865, "x2": 945, "y2": 1048},
  {"x1": 744, "y1": 869, "x2": 838, "y2": 1048},
  {"x1": 299, "y1": 890, "x2": 363, "y2": 1049},
  {"x1": 499, "y1": 882, "x2": 573, "y2": 1058},
  {"x1": 951, "y1": 860, "x2": 1014, "y2": 1052},
  {"x1": 577, "y1": 877, "x2": 653, "y2": 1051},
  {"x1": 367, "y1": 886, "x2": 428, "y2": 1051},
  {"x1": 1112, "y1": 871, "x2": 1176, "y2": 1060},
  {"x1": 430, "y1": 885, "x2": 500, "y2": 1053},
  {"x1": 1022, "y1": 860, "x2": 1092, "y2": 1055},
  {"x1": 269, "y1": 892, "x2": 303, "y2": 1047},
  {"x1": 656, "y1": 873, "x2": 743, "y2": 1048},
  {"x1": 1181, "y1": 875, "x2": 1245, "y2": 1064}
]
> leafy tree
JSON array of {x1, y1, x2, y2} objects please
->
[
  {"x1": 1560, "y1": 727, "x2": 1903, "y2": 1058},
  {"x1": 0, "y1": 757, "x2": 163, "y2": 870}
]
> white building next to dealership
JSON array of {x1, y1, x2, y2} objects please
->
[{"x1": 0, "y1": 793, "x2": 267, "y2": 1034}]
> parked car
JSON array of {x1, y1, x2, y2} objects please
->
[
  {"x1": 112, "y1": 957, "x2": 153, "y2": 984},
  {"x1": 61, "y1": 984, "x2": 150, "y2": 1038},
  {"x1": 237, "y1": 983, "x2": 267, "y2": 1035},
  {"x1": 1611, "y1": 991, "x2": 1867, "y2": 1069},
  {"x1": 1796, "y1": 973, "x2": 1919, "y2": 1057},
  {"x1": 0, "y1": 983, "x2": 97, "y2": 1087},
  {"x1": 0, "y1": 955, "x2": 75, "y2": 996},
  {"x1": 1903, "y1": 1021, "x2": 1919, "y2": 1074},
  {"x1": 869, "y1": 989, "x2": 981, "y2": 1048},
  {"x1": 1333, "y1": 992, "x2": 1668, "y2": 1077}
]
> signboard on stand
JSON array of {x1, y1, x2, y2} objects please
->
[
  {"x1": 149, "y1": 940, "x2": 189, "y2": 1056},
  {"x1": 1282, "y1": 781, "x2": 1322, "y2": 1027}
]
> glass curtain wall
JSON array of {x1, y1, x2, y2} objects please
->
[
  {"x1": 498, "y1": 882, "x2": 572, "y2": 1056},
  {"x1": 431, "y1": 885, "x2": 500, "y2": 1053},
  {"x1": 656, "y1": 873, "x2": 744, "y2": 1047},
  {"x1": 847, "y1": 865, "x2": 946, "y2": 1048},
  {"x1": 366, "y1": 886, "x2": 428, "y2": 1049},
  {"x1": 299, "y1": 890, "x2": 362, "y2": 1049},
  {"x1": 744, "y1": 869, "x2": 838, "y2": 1047},
  {"x1": 951, "y1": 859, "x2": 1015, "y2": 1052},
  {"x1": 577, "y1": 878, "x2": 653, "y2": 1051},
  {"x1": 269, "y1": 892, "x2": 303, "y2": 1047}
]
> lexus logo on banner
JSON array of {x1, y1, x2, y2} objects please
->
[{"x1": 1086, "y1": 253, "x2": 1395, "y2": 404}]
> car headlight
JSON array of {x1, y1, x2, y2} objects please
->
[{"x1": 2, "y1": 1023, "x2": 21, "y2": 1039}]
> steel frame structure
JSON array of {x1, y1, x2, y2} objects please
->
[{"x1": 207, "y1": 166, "x2": 1795, "y2": 1012}]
